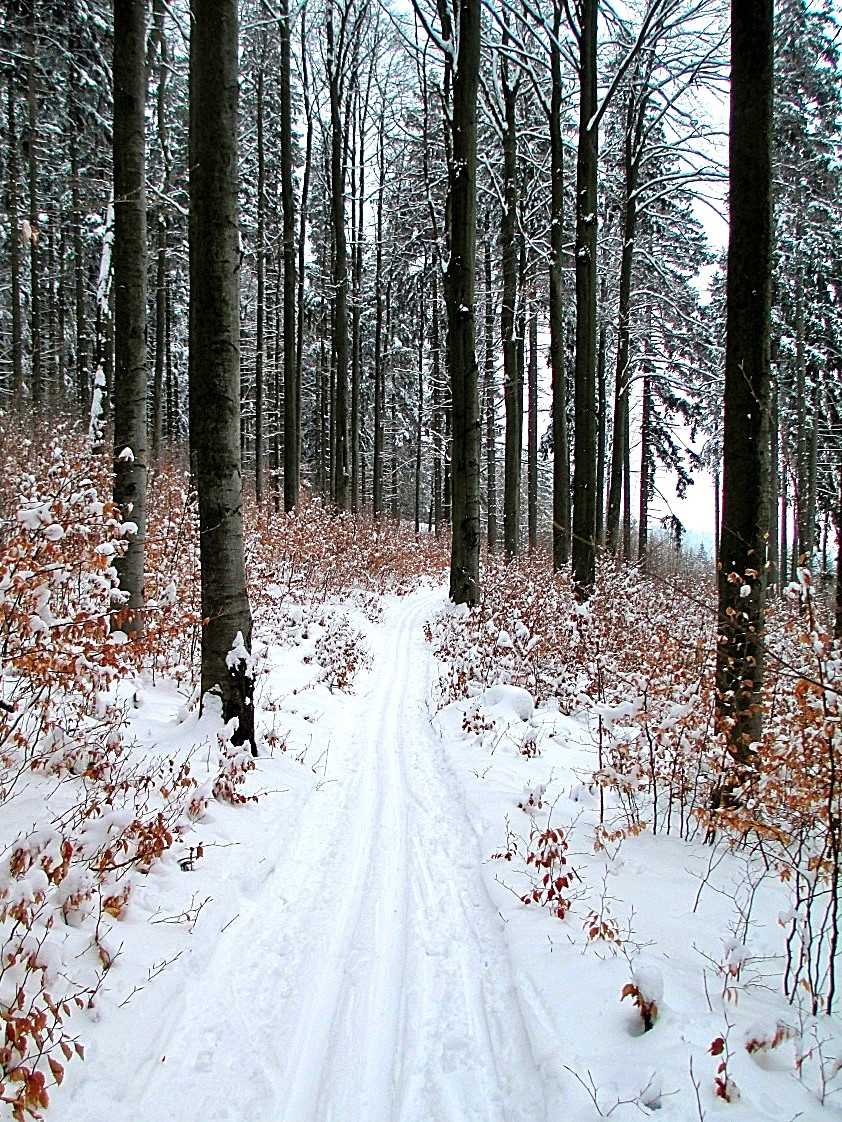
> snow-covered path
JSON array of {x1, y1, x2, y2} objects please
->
[{"x1": 70, "y1": 589, "x2": 554, "y2": 1122}]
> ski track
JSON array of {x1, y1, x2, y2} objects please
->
[{"x1": 113, "y1": 589, "x2": 555, "y2": 1122}]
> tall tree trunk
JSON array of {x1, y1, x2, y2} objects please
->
[
  {"x1": 7, "y1": 79, "x2": 23, "y2": 405},
  {"x1": 549, "y1": 2, "x2": 569, "y2": 569},
  {"x1": 431, "y1": 267, "x2": 443, "y2": 534},
  {"x1": 150, "y1": 0, "x2": 170, "y2": 464},
  {"x1": 295, "y1": 9, "x2": 312, "y2": 478},
  {"x1": 112, "y1": 0, "x2": 148, "y2": 630},
  {"x1": 780, "y1": 468, "x2": 788, "y2": 594},
  {"x1": 26, "y1": 1, "x2": 41, "y2": 408},
  {"x1": 165, "y1": 279, "x2": 175, "y2": 441},
  {"x1": 391, "y1": 389, "x2": 399, "y2": 522},
  {"x1": 152, "y1": 217, "x2": 166, "y2": 462},
  {"x1": 528, "y1": 306, "x2": 538, "y2": 550},
  {"x1": 69, "y1": 120, "x2": 88, "y2": 413},
  {"x1": 501, "y1": 55, "x2": 521, "y2": 561},
  {"x1": 596, "y1": 299, "x2": 607, "y2": 546},
  {"x1": 280, "y1": 0, "x2": 298, "y2": 510},
  {"x1": 415, "y1": 275, "x2": 424, "y2": 534},
  {"x1": 46, "y1": 225, "x2": 56, "y2": 406},
  {"x1": 483, "y1": 217, "x2": 497, "y2": 553},
  {"x1": 715, "y1": 0, "x2": 774, "y2": 768},
  {"x1": 638, "y1": 373, "x2": 651, "y2": 570},
  {"x1": 806, "y1": 377, "x2": 818, "y2": 562},
  {"x1": 327, "y1": 6, "x2": 349, "y2": 511},
  {"x1": 446, "y1": 0, "x2": 481, "y2": 604},
  {"x1": 714, "y1": 458, "x2": 721, "y2": 564},
  {"x1": 373, "y1": 108, "x2": 386, "y2": 521},
  {"x1": 834, "y1": 463, "x2": 842, "y2": 641},
  {"x1": 350, "y1": 89, "x2": 361, "y2": 513},
  {"x1": 607, "y1": 91, "x2": 638, "y2": 556},
  {"x1": 793, "y1": 267, "x2": 806, "y2": 566},
  {"x1": 189, "y1": 0, "x2": 255, "y2": 752},
  {"x1": 571, "y1": 0, "x2": 598, "y2": 596},
  {"x1": 768, "y1": 380, "x2": 779, "y2": 590},
  {"x1": 57, "y1": 220, "x2": 66, "y2": 403},
  {"x1": 254, "y1": 61, "x2": 266, "y2": 504}
]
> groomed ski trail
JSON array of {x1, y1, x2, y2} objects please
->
[{"x1": 81, "y1": 588, "x2": 554, "y2": 1122}]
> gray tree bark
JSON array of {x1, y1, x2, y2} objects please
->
[
  {"x1": 254, "y1": 60, "x2": 266, "y2": 504},
  {"x1": 26, "y1": 0, "x2": 41, "y2": 408},
  {"x1": 447, "y1": 0, "x2": 481, "y2": 604},
  {"x1": 280, "y1": 0, "x2": 299, "y2": 510},
  {"x1": 501, "y1": 50, "x2": 521, "y2": 561},
  {"x1": 6, "y1": 80, "x2": 23, "y2": 405},
  {"x1": 189, "y1": 0, "x2": 255, "y2": 753},
  {"x1": 715, "y1": 0, "x2": 774, "y2": 768},
  {"x1": 571, "y1": 0, "x2": 598, "y2": 596},
  {"x1": 112, "y1": 0, "x2": 148, "y2": 632},
  {"x1": 483, "y1": 216, "x2": 497, "y2": 554},
  {"x1": 528, "y1": 307, "x2": 538, "y2": 551},
  {"x1": 549, "y1": 0, "x2": 570, "y2": 569},
  {"x1": 327, "y1": 4, "x2": 350, "y2": 511}
]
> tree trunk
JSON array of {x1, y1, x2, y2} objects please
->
[
  {"x1": 280, "y1": 0, "x2": 298, "y2": 510},
  {"x1": 391, "y1": 390, "x2": 399, "y2": 522},
  {"x1": 295, "y1": 8, "x2": 312, "y2": 480},
  {"x1": 151, "y1": 0, "x2": 169, "y2": 464},
  {"x1": 373, "y1": 111, "x2": 386, "y2": 520},
  {"x1": 46, "y1": 225, "x2": 56, "y2": 407},
  {"x1": 638, "y1": 374, "x2": 651, "y2": 571},
  {"x1": 7, "y1": 79, "x2": 23, "y2": 405},
  {"x1": 715, "y1": 0, "x2": 774, "y2": 768},
  {"x1": 528, "y1": 306, "x2": 538, "y2": 550},
  {"x1": 549, "y1": 3, "x2": 570, "y2": 569},
  {"x1": 112, "y1": 0, "x2": 148, "y2": 631},
  {"x1": 431, "y1": 267, "x2": 443, "y2": 534},
  {"x1": 806, "y1": 378, "x2": 818, "y2": 563},
  {"x1": 165, "y1": 279, "x2": 175, "y2": 441},
  {"x1": 415, "y1": 275, "x2": 424, "y2": 534},
  {"x1": 571, "y1": 0, "x2": 598, "y2": 597},
  {"x1": 768, "y1": 381, "x2": 779, "y2": 590},
  {"x1": 152, "y1": 217, "x2": 166, "y2": 462},
  {"x1": 327, "y1": 7, "x2": 349, "y2": 511},
  {"x1": 501, "y1": 57, "x2": 521, "y2": 561},
  {"x1": 26, "y1": 1, "x2": 41, "y2": 408},
  {"x1": 254, "y1": 62, "x2": 266, "y2": 504},
  {"x1": 834, "y1": 464, "x2": 842, "y2": 641},
  {"x1": 596, "y1": 302, "x2": 606, "y2": 546},
  {"x1": 350, "y1": 90, "x2": 361, "y2": 514},
  {"x1": 189, "y1": 0, "x2": 255, "y2": 753},
  {"x1": 69, "y1": 119, "x2": 88, "y2": 413},
  {"x1": 606, "y1": 91, "x2": 638, "y2": 557},
  {"x1": 446, "y1": 0, "x2": 481, "y2": 604},
  {"x1": 483, "y1": 217, "x2": 497, "y2": 553}
]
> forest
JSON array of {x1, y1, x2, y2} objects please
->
[{"x1": 0, "y1": 0, "x2": 840, "y2": 1119}]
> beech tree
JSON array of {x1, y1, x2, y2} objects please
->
[
  {"x1": 569, "y1": 0, "x2": 598, "y2": 597},
  {"x1": 111, "y1": 0, "x2": 147, "y2": 632},
  {"x1": 715, "y1": 0, "x2": 774, "y2": 766},
  {"x1": 447, "y1": 0, "x2": 481, "y2": 604},
  {"x1": 189, "y1": 0, "x2": 256, "y2": 753}
]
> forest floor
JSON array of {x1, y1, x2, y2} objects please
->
[{"x1": 59, "y1": 586, "x2": 839, "y2": 1122}]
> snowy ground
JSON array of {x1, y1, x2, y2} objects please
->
[{"x1": 59, "y1": 587, "x2": 840, "y2": 1122}]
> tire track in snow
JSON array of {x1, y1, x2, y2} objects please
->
[
  {"x1": 279, "y1": 594, "x2": 417, "y2": 1122},
  {"x1": 86, "y1": 588, "x2": 556, "y2": 1122}
]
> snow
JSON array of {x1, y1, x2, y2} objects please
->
[{"x1": 48, "y1": 586, "x2": 841, "y2": 1122}]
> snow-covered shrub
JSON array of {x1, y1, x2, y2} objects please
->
[
  {"x1": 520, "y1": 825, "x2": 579, "y2": 920},
  {"x1": 246, "y1": 495, "x2": 448, "y2": 620},
  {"x1": 429, "y1": 549, "x2": 842, "y2": 1018},
  {"x1": 0, "y1": 422, "x2": 255, "y2": 1117}
]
